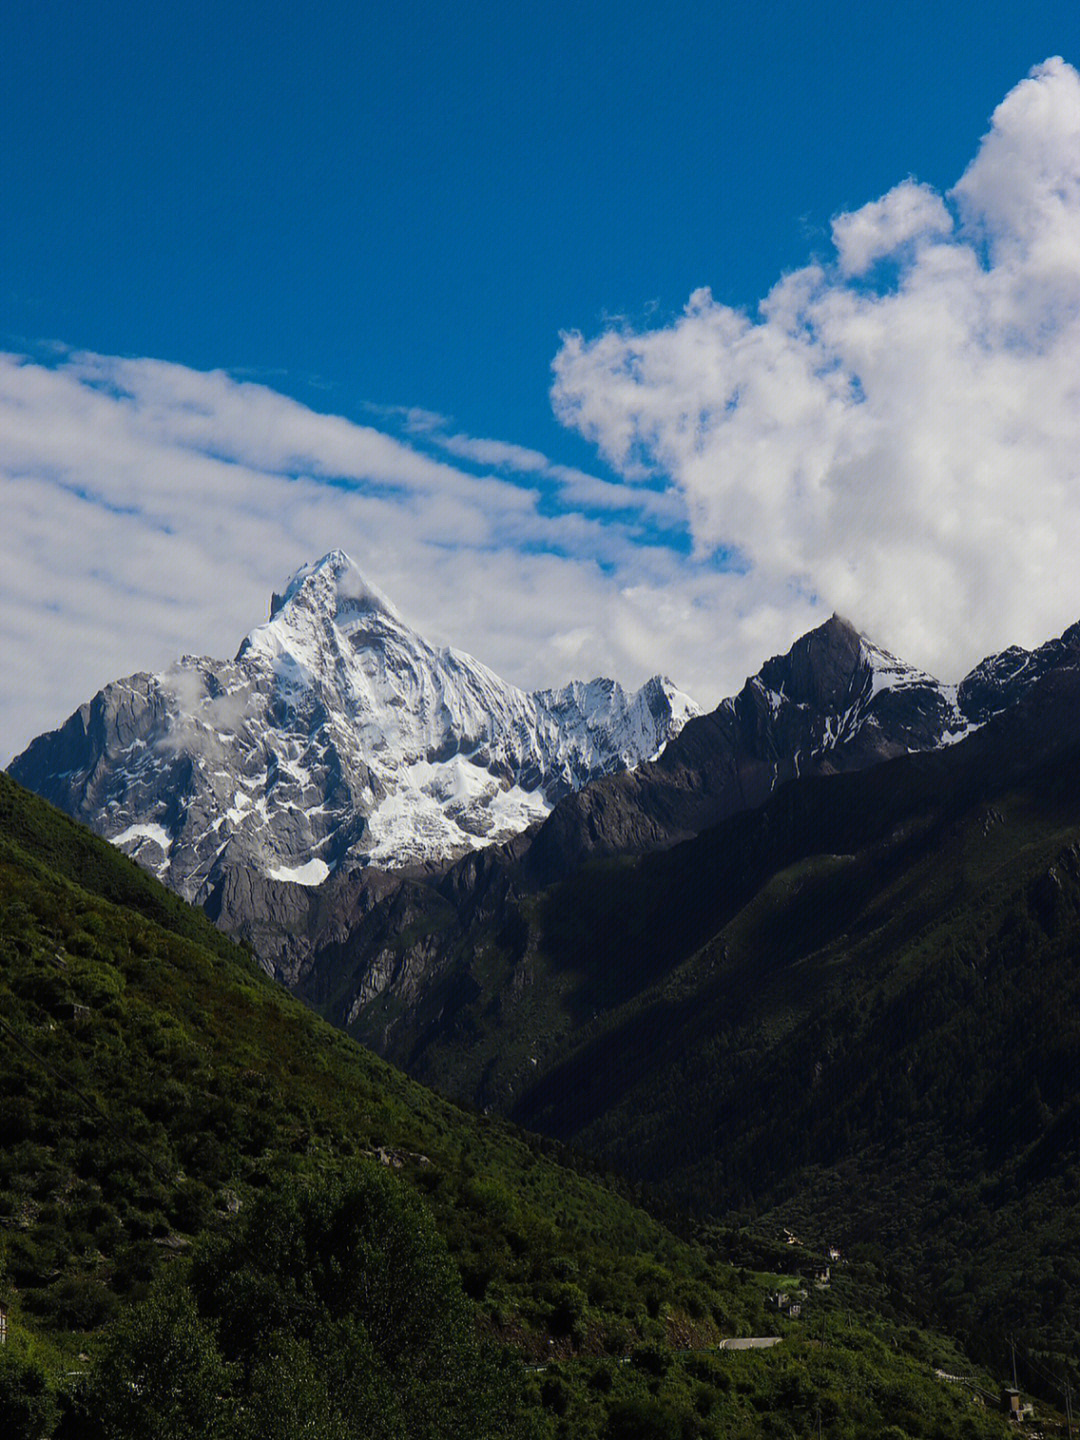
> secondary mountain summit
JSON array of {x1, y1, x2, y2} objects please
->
[{"x1": 8, "y1": 551, "x2": 698, "y2": 899}]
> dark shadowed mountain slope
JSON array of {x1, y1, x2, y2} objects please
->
[
  {"x1": 288, "y1": 663, "x2": 1080, "y2": 1393},
  {"x1": 287, "y1": 616, "x2": 1080, "y2": 1088},
  {"x1": 0, "y1": 772, "x2": 1021, "y2": 1438},
  {"x1": 301, "y1": 657, "x2": 1080, "y2": 1101}
]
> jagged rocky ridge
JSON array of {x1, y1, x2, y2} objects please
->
[
  {"x1": 274, "y1": 611, "x2": 1080, "y2": 1018},
  {"x1": 8, "y1": 551, "x2": 698, "y2": 902},
  {"x1": 524, "y1": 612, "x2": 1080, "y2": 882}
]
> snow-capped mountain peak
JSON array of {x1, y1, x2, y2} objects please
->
[
  {"x1": 239, "y1": 550, "x2": 407, "y2": 672},
  {"x1": 266, "y1": 549, "x2": 402, "y2": 626},
  {"x1": 9, "y1": 554, "x2": 700, "y2": 900}
]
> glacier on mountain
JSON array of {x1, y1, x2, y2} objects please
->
[{"x1": 8, "y1": 551, "x2": 699, "y2": 899}]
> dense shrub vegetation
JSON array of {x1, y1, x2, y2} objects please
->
[{"x1": 0, "y1": 774, "x2": 1021, "y2": 1435}]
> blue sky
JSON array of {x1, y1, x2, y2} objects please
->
[
  {"x1": 5, "y1": 1, "x2": 1074, "y2": 459},
  {"x1": 3, "y1": 4, "x2": 1080, "y2": 757}
]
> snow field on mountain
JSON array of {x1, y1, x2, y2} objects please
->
[{"x1": 14, "y1": 551, "x2": 698, "y2": 896}]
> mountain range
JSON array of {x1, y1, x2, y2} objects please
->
[
  {"x1": 11, "y1": 554, "x2": 1080, "y2": 1400},
  {"x1": 14, "y1": 554, "x2": 1078, "y2": 990}
]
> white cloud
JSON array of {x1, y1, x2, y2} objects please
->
[
  {"x1": 426, "y1": 431, "x2": 551, "y2": 473},
  {"x1": 0, "y1": 348, "x2": 727, "y2": 763},
  {"x1": 831, "y1": 179, "x2": 953, "y2": 276},
  {"x1": 552, "y1": 58, "x2": 1080, "y2": 685},
  {"x1": 7, "y1": 60, "x2": 1080, "y2": 770}
]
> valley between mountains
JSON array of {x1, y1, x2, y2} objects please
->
[{"x1": 7, "y1": 550, "x2": 1080, "y2": 1433}]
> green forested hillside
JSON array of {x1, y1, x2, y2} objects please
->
[
  {"x1": 523, "y1": 776, "x2": 1080, "y2": 1374},
  {"x1": 0, "y1": 772, "x2": 1018, "y2": 1437},
  {"x1": 507, "y1": 759, "x2": 1080, "y2": 1408},
  {"x1": 301, "y1": 684, "x2": 1080, "y2": 1412},
  {"x1": 503, "y1": 739, "x2": 1080, "y2": 1400}
]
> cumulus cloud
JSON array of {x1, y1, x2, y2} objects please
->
[
  {"x1": 551, "y1": 57, "x2": 1080, "y2": 682},
  {"x1": 831, "y1": 179, "x2": 953, "y2": 276}
]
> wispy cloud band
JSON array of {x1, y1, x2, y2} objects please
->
[{"x1": 0, "y1": 348, "x2": 714, "y2": 761}]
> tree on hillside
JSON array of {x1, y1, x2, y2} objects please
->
[
  {"x1": 85, "y1": 1280, "x2": 229, "y2": 1440},
  {"x1": 191, "y1": 1160, "x2": 513, "y2": 1440}
]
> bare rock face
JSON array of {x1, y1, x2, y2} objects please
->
[
  {"x1": 957, "y1": 622, "x2": 1080, "y2": 725},
  {"x1": 524, "y1": 614, "x2": 969, "y2": 881},
  {"x1": 8, "y1": 551, "x2": 699, "y2": 905},
  {"x1": 524, "y1": 614, "x2": 1080, "y2": 884}
]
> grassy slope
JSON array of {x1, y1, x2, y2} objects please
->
[
  {"x1": 0, "y1": 773, "x2": 739, "y2": 1350},
  {"x1": 0, "y1": 771, "x2": 1023, "y2": 1436}
]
